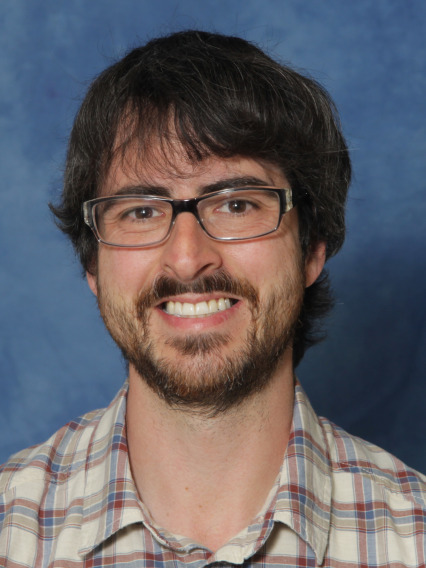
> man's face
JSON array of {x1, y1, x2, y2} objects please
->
[{"x1": 87, "y1": 147, "x2": 324, "y2": 414}]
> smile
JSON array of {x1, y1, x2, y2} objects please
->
[{"x1": 162, "y1": 298, "x2": 235, "y2": 318}]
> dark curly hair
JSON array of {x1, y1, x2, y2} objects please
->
[{"x1": 51, "y1": 30, "x2": 351, "y2": 366}]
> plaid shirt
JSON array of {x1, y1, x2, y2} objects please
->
[{"x1": 1, "y1": 381, "x2": 425, "y2": 567}]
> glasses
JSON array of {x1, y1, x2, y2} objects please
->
[{"x1": 83, "y1": 187, "x2": 299, "y2": 248}]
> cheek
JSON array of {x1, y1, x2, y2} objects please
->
[
  {"x1": 97, "y1": 248, "x2": 159, "y2": 295},
  {"x1": 224, "y1": 237, "x2": 297, "y2": 292}
]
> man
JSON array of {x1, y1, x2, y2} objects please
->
[{"x1": 0, "y1": 30, "x2": 425, "y2": 567}]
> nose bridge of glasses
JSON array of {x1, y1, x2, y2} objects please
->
[{"x1": 171, "y1": 197, "x2": 201, "y2": 222}]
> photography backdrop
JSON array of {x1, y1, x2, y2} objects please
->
[{"x1": 1, "y1": 1, "x2": 425, "y2": 472}]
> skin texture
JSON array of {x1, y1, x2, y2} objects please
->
[{"x1": 87, "y1": 148, "x2": 326, "y2": 550}]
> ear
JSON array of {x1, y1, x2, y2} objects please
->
[
  {"x1": 86, "y1": 271, "x2": 98, "y2": 297},
  {"x1": 304, "y1": 242, "x2": 326, "y2": 288}
]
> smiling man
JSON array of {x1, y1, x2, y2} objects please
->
[{"x1": 1, "y1": 31, "x2": 425, "y2": 567}]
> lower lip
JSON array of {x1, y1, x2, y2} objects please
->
[{"x1": 156, "y1": 301, "x2": 240, "y2": 331}]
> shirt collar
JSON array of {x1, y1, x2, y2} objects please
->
[
  {"x1": 271, "y1": 381, "x2": 332, "y2": 563},
  {"x1": 79, "y1": 381, "x2": 145, "y2": 556}
]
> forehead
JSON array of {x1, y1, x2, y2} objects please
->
[{"x1": 101, "y1": 141, "x2": 289, "y2": 197}]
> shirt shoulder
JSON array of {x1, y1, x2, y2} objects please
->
[
  {"x1": 319, "y1": 415, "x2": 426, "y2": 507},
  {"x1": 0, "y1": 407, "x2": 104, "y2": 494},
  {"x1": 0, "y1": 384, "x2": 132, "y2": 565}
]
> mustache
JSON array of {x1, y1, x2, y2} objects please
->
[{"x1": 136, "y1": 271, "x2": 259, "y2": 315}]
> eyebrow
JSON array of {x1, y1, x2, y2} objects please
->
[
  {"x1": 111, "y1": 176, "x2": 273, "y2": 199},
  {"x1": 113, "y1": 185, "x2": 171, "y2": 197},
  {"x1": 200, "y1": 176, "x2": 273, "y2": 195}
]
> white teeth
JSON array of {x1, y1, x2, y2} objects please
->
[
  {"x1": 182, "y1": 302, "x2": 195, "y2": 316},
  {"x1": 164, "y1": 298, "x2": 234, "y2": 317},
  {"x1": 195, "y1": 301, "x2": 209, "y2": 315}
]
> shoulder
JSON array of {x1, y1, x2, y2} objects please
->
[
  {"x1": 0, "y1": 381, "x2": 128, "y2": 496},
  {"x1": 0, "y1": 384, "x2": 129, "y2": 563},
  {"x1": 0, "y1": 407, "x2": 104, "y2": 495},
  {"x1": 0, "y1": 407, "x2": 107, "y2": 565},
  {"x1": 319, "y1": 415, "x2": 426, "y2": 508}
]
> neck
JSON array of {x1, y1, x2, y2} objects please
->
[{"x1": 126, "y1": 351, "x2": 295, "y2": 551}]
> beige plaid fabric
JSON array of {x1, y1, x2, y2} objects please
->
[{"x1": 1, "y1": 381, "x2": 425, "y2": 566}]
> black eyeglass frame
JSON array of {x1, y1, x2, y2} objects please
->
[{"x1": 83, "y1": 186, "x2": 303, "y2": 248}]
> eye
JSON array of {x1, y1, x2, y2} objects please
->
[
  {"x1": 124, "y1": 206, "x2": 163, "y2": 220},
  {"x1": 217, "y1": 199, "x2": 255, "y2": 215}
]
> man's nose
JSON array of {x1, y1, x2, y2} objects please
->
[{"x1": 159, "y1": 212, "x2": 223, "y2": 282}]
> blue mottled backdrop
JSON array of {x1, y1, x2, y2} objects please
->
[{"x1": 1, "y1": 1, "x2": 425, "y2": 472}]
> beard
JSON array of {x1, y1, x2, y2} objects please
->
[{"x1": 97, "y1": 268, "x2": 304, "y2": 416}]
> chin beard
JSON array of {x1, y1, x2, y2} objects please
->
[{"x1": 97, "y1": 270, "x2": 304, "y2": 416}]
